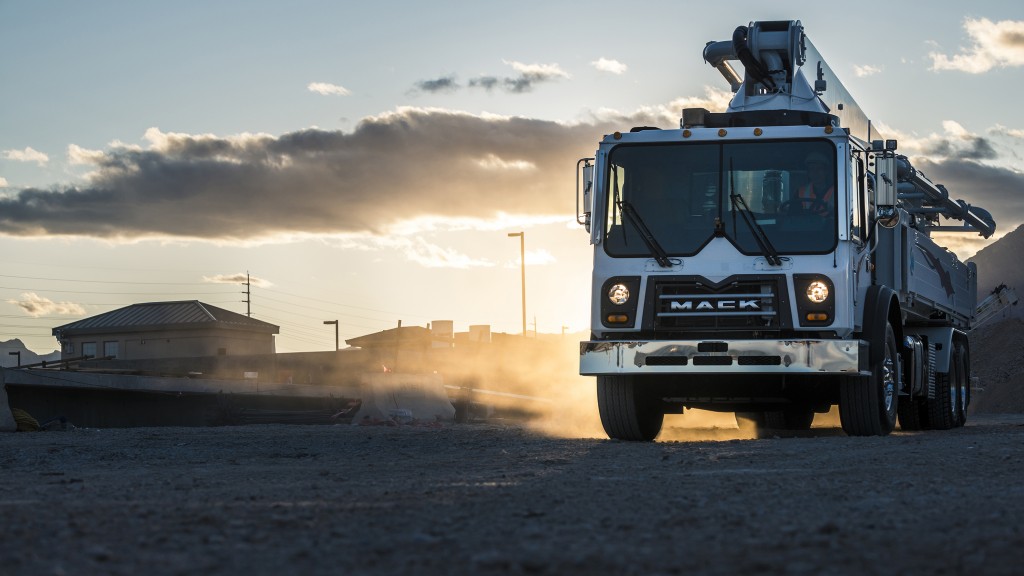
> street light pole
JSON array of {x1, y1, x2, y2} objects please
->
[
  {"x1": 323, "y1": 320, "x2": 339, "y2": 351},
  {"x1": 507, "y1": 231, "x2": 526, "y2": 336}
]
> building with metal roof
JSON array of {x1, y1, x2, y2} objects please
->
[{"x1": 52, "y1": 301, "x2": 279, "y2": 361}]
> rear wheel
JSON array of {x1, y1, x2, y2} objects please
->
[
  {"x1": 927, "y1": 348, "x2": 961, "y2": 430},
  {"x1": 954, "y1": 343, "x2": 969, "y2": 427},
  {"x1": 597, "y1": 375, "x2": 664, "y2": 441},
  {"x1": 840, "y1": 323, "x2": 899, "y2": 436},
  {"x1": 897, "y1": 397, "x2": 929, "y2": 430}
]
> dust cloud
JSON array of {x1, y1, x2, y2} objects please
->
[
  {"x1": 407, "y1": 332, "x2": 847, "y2": 441},
  {"x1": 427, "y1": 334, "x2": 778, "y2": 441}
]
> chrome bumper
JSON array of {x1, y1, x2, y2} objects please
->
[{"x1": 580, "y1": 339, "x2": 868, "y2": 375}]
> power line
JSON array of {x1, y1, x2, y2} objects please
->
[
  {"x1": 260, "y1": 286, "x2": 436, "y2": 320},
  {"x1": 0, "y1": 285, "x2": 234, "y2": 296},
  {"x1": 0, "y1": 273, "x2": 214, "y2": 286}
]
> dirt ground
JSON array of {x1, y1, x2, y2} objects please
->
[{"x1": 2, "y1": 412, "x2": 1023, "y2": 576}]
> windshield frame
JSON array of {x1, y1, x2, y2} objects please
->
[{"x1": 602, "y1": 139, "x2": 839, "y2": 259}]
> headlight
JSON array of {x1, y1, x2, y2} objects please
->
[
  {"x1": 806, "y1": 280, "x2": 829, "y2": 303},
  {"x1": 608, "y1": 283, "x2": 630, "y2": 305}
]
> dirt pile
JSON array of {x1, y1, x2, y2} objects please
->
[{"x1": 969, "y1": 316, "x2": 1024, "y2": 413}]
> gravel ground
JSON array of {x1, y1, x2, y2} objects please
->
[{"x1": 2, "y1": 414, "x2": 1023, "y2": 576}]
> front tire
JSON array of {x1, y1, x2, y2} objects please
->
[
  {"x1": 840, "y1": 323, "x2": 899, "y2": 436},
  {"x1": 597, "y1": 375, "x2": 664, "y2": 441}
]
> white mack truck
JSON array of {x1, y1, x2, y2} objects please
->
[{"x1": 576, "y1": 20, "x2": 996, "y2": 440}]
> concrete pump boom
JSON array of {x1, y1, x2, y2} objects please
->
[{"x1": 703, "y1": 20, "x2": 995, "y2": 238}]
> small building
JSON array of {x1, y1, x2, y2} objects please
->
[{"x1": 52, "y1": 300, "x2": 279, "y2": 361}]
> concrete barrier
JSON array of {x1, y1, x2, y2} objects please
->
[
  {"x1": 1, "y1": 369, "x2": 16, "y2": 431},
  {"x1": 351, "y1": 372, "x2": 455, "y2": 423}
]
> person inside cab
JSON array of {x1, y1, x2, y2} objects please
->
[{"x1": 795, "y1": 152, "x2": 834, "y2": 217}]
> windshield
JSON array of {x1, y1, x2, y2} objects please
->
[{"x1": 604, "y1": 140, "x2": 837, "y2": 258}]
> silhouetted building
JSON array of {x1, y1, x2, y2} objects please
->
[{"x1": 52, "y1": 300, "x2": 278, "y2": 361}]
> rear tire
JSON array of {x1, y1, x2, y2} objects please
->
[
  {"x1": 840, "y1": 323, "x2": 899, "y2": 436},
  {"x1": 954, "y1": 343, "x2": 969, "y2": 427},
  {"x1": 897, "y1": 397, "x2": 929, "y2": 430},
  {"x1": 597, "y1": 375, "x2": 664, "y2": 441},
  {"x1": 927, "y1": 347, "x2": 960, "y2": 430}
]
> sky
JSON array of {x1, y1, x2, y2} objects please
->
[{"x1": 1, "y1": 1, "x2": 1023, "y2": 354}]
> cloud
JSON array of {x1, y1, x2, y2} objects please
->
[
  {"x1": 475, "y1": 153, "x2": 536, "y2": 171},
  {"x1": 591, "y1": 57, "x2": 627, "y2": 75},
  {"x1": 506, "y1": 248, "x2": 557, "y2": 267},
  {"x1": 670, "y1": 87, "x2": 734, "y2": 113},
  {"x1": 3, "y1": 147, "x2": 49, "y2": 166},
  {"x1": 68, "y1": 144, "x2": 106, "y2": 166},
  {"x1": 853, "y1": 64, "x2": 882, "y2": 77},
  {"x1": 0, "y1": 107, "x2": 614, "y2": 241},
  {"x1": 400, "y1": 237, "x2": 496, "y2": 268},
  {"x1": 384, "y1": 213, "x2": 570, "y2": 236},
  {"x1": 0, "y1": 177, "x2": 7, "y2": 188},
  {"x1": 888, "y1": 120, "x2": 1000, "y2": 162},
  {"x1": 204, "y1": 273, "x2": 273, "y2": 287},
  {"x1": 990, "y1": 124, "x2": 1024, "y2": 139},
  {"x1": 468, "y1": 76, "x2": 500, "y2": 90},
  {"x1": 307, "y1": 82, "x2": 351, "y2": 96},
  {"x1": 414, "y1": 75, "x2": 460, "y2": 94},
  {"x1": 929, "y1": 17, "x2": 1024, "y2": 73},
  {"x1": 335, "y1": 234, "x2": 495, "y2": 269},
  {"x1": 8, "y1": 292, "x2": 85, "y2": 317},
  {"x1": 468, "y1": 60, "x2": 569, "y2": 93}
]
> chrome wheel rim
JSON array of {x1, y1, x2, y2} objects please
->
[
  {"x1": 949, "y1": 374, "x2": 958, "y2": 418},
  {"x1": 882, "y1": 353, "x2": 896, "y2": 413}
]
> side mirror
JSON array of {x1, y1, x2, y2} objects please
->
[
  {"x1": 577, "y1": 158, "x2": 594, "y2": 231},
  {"x1": 873, "y1": 153, "x2": 897, "y2": 207},
  {"x1": 872, "y1": 153, "x2": 899, "y2": 229}
]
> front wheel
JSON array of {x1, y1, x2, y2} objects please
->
[
  {"x1": 597, "y1": 375, "x2": 664, "y2": 441},
  {"x1": 840, "y1": 323, "x2": 899, "y2": 436}
]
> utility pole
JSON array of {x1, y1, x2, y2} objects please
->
[
  {"x1": 507, "y1": 232, "x2": 526, "y2": 336},
  {"x1": 323, "y1": 320, "x2": 339, "y2": 351},
  {"x1": 242, "y1": 271, "x2": 252, "y2": 317}
]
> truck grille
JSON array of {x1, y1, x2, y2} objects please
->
[{"x1": 653, "y1": 276, "x2": 783, "y2": 332}]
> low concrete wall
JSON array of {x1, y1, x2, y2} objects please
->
[
  {"x1": 2, "y1": 368, "x2": 362, "y2": 428},
  {"x1": 3, "y1": 368, "x2": 455, "y2": 427}
]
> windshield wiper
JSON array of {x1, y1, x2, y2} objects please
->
[
  {"x1": 730, "y1": 193, "x2": 782, "y2": 266},
  {"x1": 618, "y1": 200, "x2": 672, "y2": 268}
]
